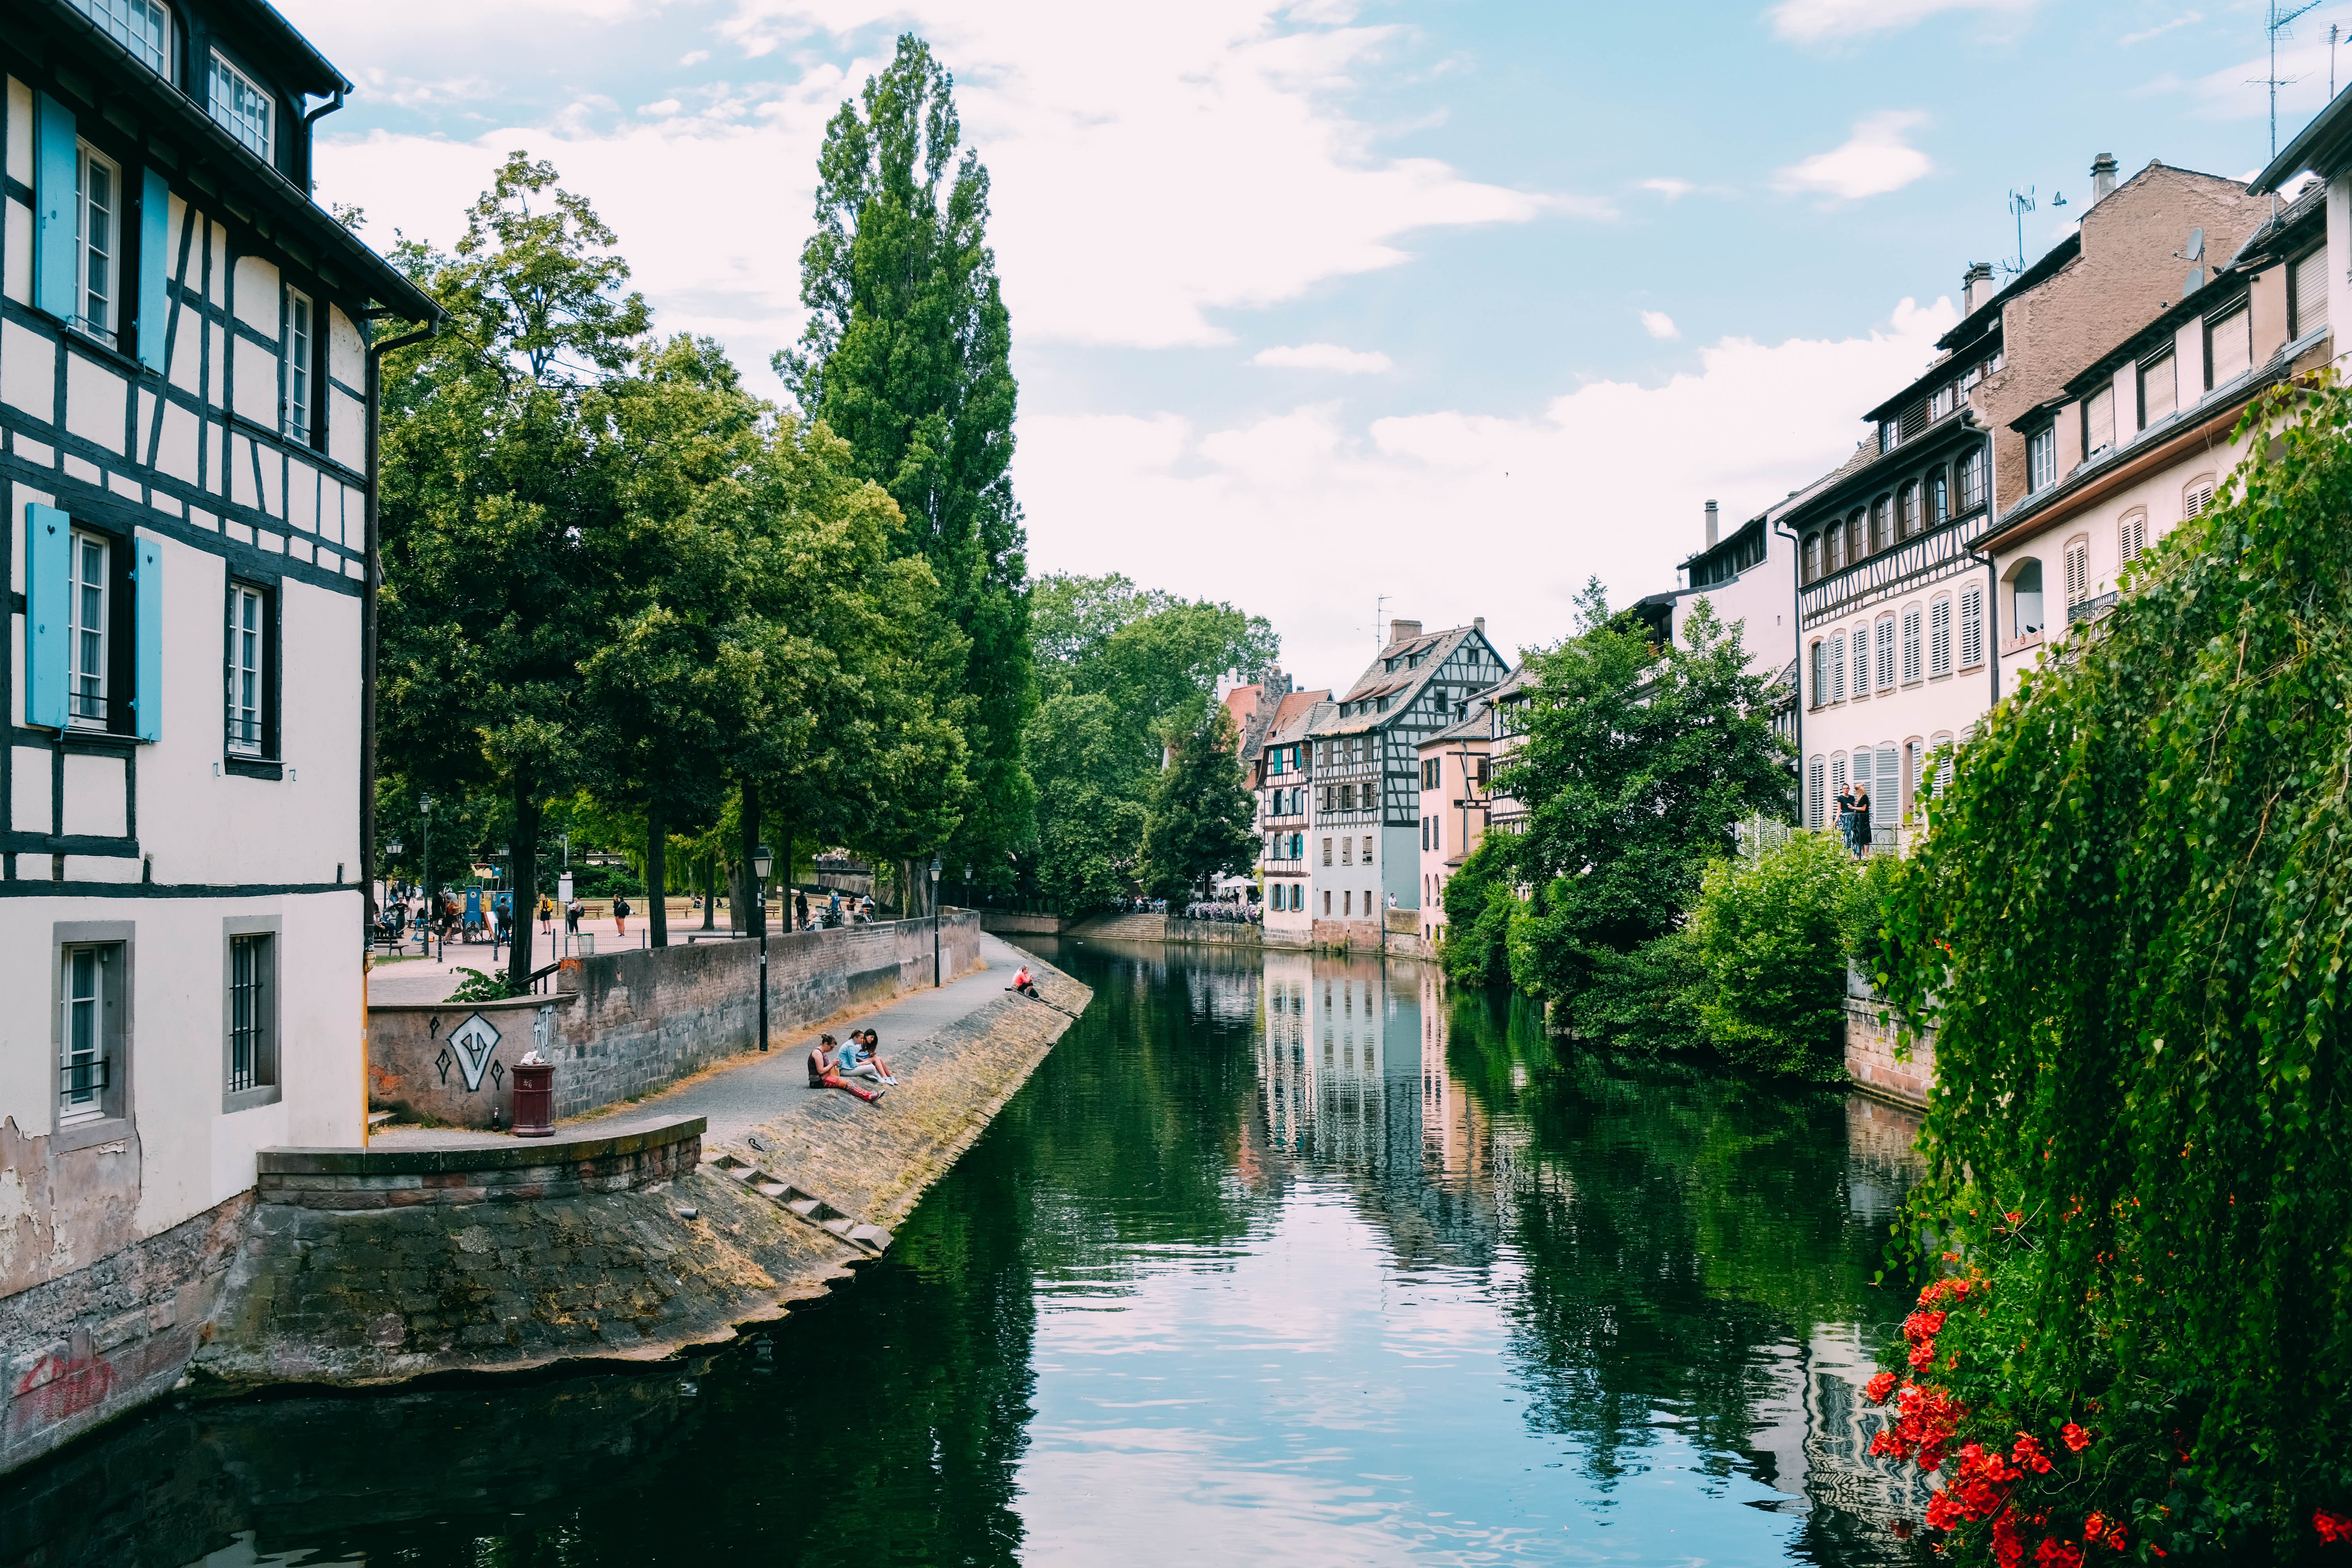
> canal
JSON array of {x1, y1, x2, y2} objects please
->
[{"x1": 3, "y1": 941, "x2": 1925, "y2": 1568}]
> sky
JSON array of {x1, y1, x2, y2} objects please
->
[{"x1": 281, "y1": 0, "x2": 2352, "y2": 688}]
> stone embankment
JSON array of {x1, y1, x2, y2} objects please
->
[{"x1": 190, "y1": 948, "x2": 1089, "y2": 1390}]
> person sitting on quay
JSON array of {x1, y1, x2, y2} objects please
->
[
  {"x1": 807, "y1": 1034, "x2": 882, "y2": 1103},
  {"x1": 1011, "y1": 964, "x2": 1041, "y2": 1000},
  {"x1": 839, "y1": 1029, "x2": 898, "y2": 1087}
]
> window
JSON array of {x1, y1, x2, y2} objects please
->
[
  {"x1": 2292, "y1": 245, "x2": 2330, "y2": 340},
  {"x1": 1875, "y1": 616, "x2": 1896, "y2": 690},
  {"x1": 2084, "y1": 384, "x2": 2114, "y2": 458},
  {"x1": 1343, "y1": 891, "x2": 1352, "y2": 916},
  {"x1": 69, "y1": 530, "x2": 110, "y2": 727},
  {"x1": 1928, "y1": 470, "x2": 1949, "y2": 528},
  {"x1": 1897, "y1": 483, "x2": 1917, "y2": 540},
  {"x1": 209, "y1": 52, "x2": 273, "y2": 162},
  {"x1": 56, "y1": 938, "x2": 128, "y2": 1128},
  {"x1": 2183, "y1": 475, "x2": 2216, "y2": 518},
  {"x1": 285, "y1": 289, "x2": 314, "y2": 443},
  {"x1": 1929, "y1": 596, "x2": 1952, "y2": 677},
  {"x1": 1959, "y1": 446, "x2": 1987, "y2": 512},
  {"x1": 1870, "y1": 496, "x2": 1891, "y2": 554},
  {"x1": 1930, "y1": 382, "x2": 1956, "y2": 420},
  {"x1": 1881, "y1": 418, "x2": 1901, "y2": 452},
  {"x1": 1825, "y1": 525, "x2": 1844, "y2": 575},
  {"x1": 76, "y1": 142, "x2": 121, "y2": 346},
  {"x1": 1804, "y1": 534, "x2": 1822, "y2": 582},
  {"x1": 2064, "y1": 537, "x2": 2089, "y2": 609},
  {"x1": 2141, "y1": 352, "x2": 2177, "y2": 425},
  {"x1": 1851, "y1": 628, "x2": 1871, "y2": 699},
  {"x1": 2028, "y1": 427, "x2": 2056, "y2": 492},
  {"x1": 1829, "y1": 634, "x2": 1846, "y2": 702},
  {"x1": 2207, "y1": 307, "x2": 2252, "y2": 388},
  {"x1": 1830, "y1": 752, "x2": 1848, "y2": 804},
  {"x1": 1341, "y1": 836, "x2": 1352, "y2": 866},
  {"x1": 69, "y1": 0, "x2": 171, "y2": 76},
  {"x1": 1847, "y1": 512, "x2": 1866, "y2": 565},
  {"x1": 1323, "y1": 891, "x2": 1331, "y2": 916},
  {"x1": 2119, "y1": 512, "x2": 2149, "y2": 571},
  {"x1": 227, "y1": 931, "x2": 276, "y2": 1101},
  {"x1": 1930, "y1": 732, "x2": 1955, "y2": 797},
  {"x1": 1421, "y1": 758, "x2": 1439, "y2": 789},
  {"x1": 1902, "y1": 608, "x2": 1922, "y2": 684},
  {"x1": 1960, "y1": 584, "x2": 1985, "y2": 667},
  {"x1": 1810, "y1": 640, "x2": 1827, "y2": 706},
  {"x1": 1289, "y1": 832, "x2": 1302, "y2": 860},
  {"x1": 2014, "y1": 560, "x2": 2045, "y2": 635},
  {"x1": 227, "y1": 583, "x2": 267, "y2": 755},
  {"x1": 1474, "y1": 757, "x2": 1490, "y2": 788},
  {"x1": 1321, "y1": 838, "x2": 1333, "y2": 867},
  {"x1": 1807, "y1": 757, "x2": 1826, "y2": 830},
  {"x1": 1339, "y1": 784, "x2": 1355, "y2": 812}
]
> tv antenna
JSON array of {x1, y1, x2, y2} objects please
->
[
  {"x1": 1374, "y1": 593, "x2": 1388, "y2": 650},
  {"x1": 1998, "y1": 188, "x2": 2038, "y2": 276},
  {"x1": 2255, "y1": 2, "x2": 2323, "y2": 159}
]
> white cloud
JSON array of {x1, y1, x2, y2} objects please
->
[
  {"x1": 302, "y1": 0, "x2": 1559, "y2": 361},
  {"x1": 2119, "y1": 11, "x2": 2200, "y2": 46},
  {"x1": 1767, "y1": 0, "x2": 2040, "y2": 44},
  {"x1": 1014, "y1": 298, "x2": 1960, "y2": 682},
  {"x1": 1774, "y1": 111, "x2": 1933, "y2": 200},
  {"x1": 2183, "y1": 15, "x2": 2352, "y2": 123},
  {"x1": 1639, "y1": 309, "x2": 1680, "y2": 340},
  {"x1": 680, "y1": 49, "x2": 711, "y2": 65},
  {"x1": 636, "y1": 98, "x2": 682, "y2": 117},
  {"x1": 1640, "y1": 176, "x2": 1694, "y2": 198},
  {"x1": 1252, "y1": 343, "x2": 1394, "y2": 373}
]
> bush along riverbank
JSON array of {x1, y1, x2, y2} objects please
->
[{"x1": 1863, "y1": 383, "x2": 2352, "y2": 1563}]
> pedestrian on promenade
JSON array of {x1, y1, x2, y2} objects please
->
[
  {"x1": 808, "y1": 1035, "x2": 881, "y2": 1102},
  {"x1": 539, "y1": 893, "x2": 555, "y2": 934},
  {"x1": 566, "y1": 897, "x2": 583, "y2": 937},
  {"x1": 613, "y1": 895, "x2": 631, "y2": 938},
  {"x1": 795, "y1": 889, "x2": 809, "y2": 929}
]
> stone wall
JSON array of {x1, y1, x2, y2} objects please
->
[
  {"x1": 978, "y1": 911, "x2": 1067, "y2": 935},
  {"x1": 1065, "y1": 910, "x2": 1168, "y2": 942},
  {"x1": 255, "y1": 1121, "x2": 703, "y2": 1209},
  {"x1": 1845, "y1": 992, "x2": 1935, "y2": 1111},
  {"x1": 367, "y1": 913, "x2": 983, "y2": 1129},
  {"x1": 1164, "y1": 916, "x2": 1262, "y2": 947},
  {"x1": 0, "y1": 1192, "x2": 249, "y2": 1475}
]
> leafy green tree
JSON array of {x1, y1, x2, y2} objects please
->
[
  {"x1": 1024, "y1": 692, "x2": 1148, "y2": 910},
  {"x1": 1685, "y1": 831, "x2": 1851, "y2": 1079},
  {"x1": 1438, "y1": 833, "x2": 1517, "y2": 987},
  {"x1": 1870, "y1": 384, "x2": 2352, "y2": 1561},
  {"x1": 379, "y1": 152, "x2": 650, "y2": 987},
  {"x1": 1138, "y1": 704, "x2": 1259, "y2": 901},
  {"x1": 1495, "y1": 589, "x2": 1788, "y2": 1040},
  {"x1": 781, "y1": 33, "x2": 1032, "y2": 902}
]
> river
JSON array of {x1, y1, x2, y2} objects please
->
[{"x1": 2, "y1": 940, "x2": 1926, "y2": 1568}]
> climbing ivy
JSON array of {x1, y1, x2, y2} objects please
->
[{"x1": 1876, "y1": 381, "x2": 2352, "y2": 1561}]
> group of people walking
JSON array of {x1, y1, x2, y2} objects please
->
[{"x1": 1833, "y1": 781, "x2": 1875, "y2": 858}]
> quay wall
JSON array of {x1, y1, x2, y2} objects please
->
[
  {"x1": 189, "y1": 955, "x2": 1091, "y2": 1392},
  {"x1": 368, "y1": 913, "x2": 983, "y2": 1129},
  {"x1": 1844, "y1": 964, "x2": 1936, "y2": 1112}
]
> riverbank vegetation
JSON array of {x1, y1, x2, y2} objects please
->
[{"x1": 1867, "y1": 383, "x2": 2352, "y2": 1563}]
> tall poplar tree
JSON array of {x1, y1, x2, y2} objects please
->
[{"x1": 779, "y1": 33, "x2": 1033, "y2": 913}]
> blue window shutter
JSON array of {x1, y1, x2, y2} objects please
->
[
  {"x1": 25, "y1": 504, "x2": 70, "y2": 729},
  {"x1": 132, "y1": 536, "x2": 163, "y2": 742},
  {"x1": 33, "y1": 93, "x2": 78, "y2": 323},
  {"x1": 138, "y1": 167, "x2": 170, "y2": 374}
]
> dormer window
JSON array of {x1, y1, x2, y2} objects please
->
[
  {"x1": 2028, "y1": 426, "x2": 2056, "y2": 493},
  {"x1": 1929, "y1": 383, "x2": 1956, "y2": 420},
  {"x1": 73, "y1": 0, "x2": 172, "y2": 76},
  {"x1": 209, "y1": 52, "x2": 273, "y2": 163}
]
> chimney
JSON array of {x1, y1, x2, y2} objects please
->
[
  {"x1": 1962, "y1": 261, "x2": 1993, "y2": 314},
  {"x1": 1473, "y1": 617, "x2": 1484, "y2": 632},
  {"x1": 1388, "y1": 618, "x2": 1422, "y2": 645},
  {"x1": 2091, "y1": 152, "x2": 2117, "y2": 203},
  {"x1": 1704, "y1": 499, "x2": 1719, "y2": 548}
]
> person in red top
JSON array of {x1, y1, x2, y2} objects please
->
[
  {"x1": 806, "y1": 1034, "x2": 880, "y2": 1102},
  {"x1": 1012, "y1": 965, "x2": 1040, "y2": 999}
]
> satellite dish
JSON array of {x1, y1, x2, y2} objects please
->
[
  {"x1": 2184, "y1": 267, "x2": 2206, "y2": 299},
  {"x1": 2185, "y1": 227, "x2": 2205, "y2": 261}
]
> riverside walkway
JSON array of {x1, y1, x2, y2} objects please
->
[{"x1": 370, "y1": 929, "x2": 1064, "y2": 1153}]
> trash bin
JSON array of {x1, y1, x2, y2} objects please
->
[{"x1": 511, "y1": 1061, "x2": 555, "y2": 1138}]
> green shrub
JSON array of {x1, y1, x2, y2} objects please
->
[
  {"x1": 1553, "y1": 928, "x2": 1706, "y2": 1054},
  {"x1": 1439, "y1": 834, "x2": 1517, "y2": 987},
  {"x1": 1682, "y1": 831, "x2": 1854, "y2": 1079}
]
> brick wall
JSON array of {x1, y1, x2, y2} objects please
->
[{"x1": 368, "y1": 913, "x2": 982, "y2": 1129}]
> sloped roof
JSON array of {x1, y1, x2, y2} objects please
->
[{"x1": 1318, "y1": 622, "x2": 1503, "y2": 737}]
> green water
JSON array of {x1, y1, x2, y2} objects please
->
[{"x1": 3, "y1": 941, "x2": 1926, "y2": 1568}]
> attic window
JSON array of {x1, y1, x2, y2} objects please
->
[
  {"x1": 72, "y1": 0, "x2": 171, "y2": 76},
  {"x1": 209, "y1": 51, "x2": 273, "y2": 163}
]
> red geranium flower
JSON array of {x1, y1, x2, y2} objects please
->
[
  {"x1": 2060, "y1": 1423, "x2": 2092, "y2": 1453},
  {"x1": 2316, "y1": 1510, "x2": 2352, "y2": 1544},
  {"x1": 1866, "y1": 1372, "x2": 1898, "y2": 1405},
  {"x1": 2036, "y1": 1541, "x2": 2084, "y2": 1568}
]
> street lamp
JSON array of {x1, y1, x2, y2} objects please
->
[
  {"x1": 930, "y1": 854, "x2": 944, "y2": 988},
  {"x1": 420, "y1": 796, "x2": 434, "y2": 958},
  {"x1": 753, "y1": 843, "x2": 774, "y2": 1052}
]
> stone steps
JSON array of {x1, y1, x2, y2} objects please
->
[{"x1": 705, "y1": 1153, "x2": 893, "y2": 1255}]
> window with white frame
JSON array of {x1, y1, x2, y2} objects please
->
[
  {"x1": 1959, "y1": 446, "x2": 1987, "y2": 512},
  {"x1": 1807, "y1": 757, "x2": 1825, "y2": 829},
  {"x1": 1930, "y1": 382, "x2": 1956, "y2": 420},
  {"x1": 69, "y1": 0, "x2": 171, "y2": 76},
  {"x1": 2064, "y1": 536, "x2": 2090, "y2": 609},
  {"x1": 227, "y1": 583, "x2": 266, "y2": 755},
  {"x1": 1929, "y1": 596, "x2": 1952, "y2": 677},
  {"x1": 2141, "y1": 352, "x2": 2177, "y2": 425},
  {"x1": 2028, "y1": 427, "x2": 2056, "y2": 492},
  {"x1": 1810, "y1": 640, "x2": 1827, "y2": 706},
  {"x1": 1930, "y1": 732, "x2": 1955, "y2": 797},
  {"x1": 69, "y1": 530, "x2": 109, "y2": 726},
  {"x1": 1850, "y1": 628, "x2": 1870, "y2": 698},
  {"x1": 208, "y1": 51, "x2": 272, "y2": 162},
  {"x1": 1804, "y1": 534, "x2": 1821, "y2": 582},
  {"x1": 1928, "y1": 470, "x2": 1949, "y2": 528},
  {"x1": 76, "y1": 142, "x2": 120, "y2": 346},
  {"x1": 1960, "y1": 584, "x2": 1985, "y2": 667},
  {"x1": 2183, "y1": 474, "x2": 2216, "y2": 518},
  {"x1": 2292, "y1": 246, "x2": 2330, "y2": 340},
  {"x1": 1875, "y1": 616, "x2": 1896, "y2": 690},
  {"x1": 1829, "y1": 634, "x2": 1846, "y2": 702},
  {"x1": 59, "y1": 943, "x2": 122, "y2": 1125},
  {"x1": 1830, "y1": 752, "x2": 1848, "y2": 805},
  {"x1": 285, "y1": 289, "x2": 314, "y2": 443},
  {"x1": 1902, "y1": 607, "x2": 1922, "y2": 683},
  {"x1": 2120, "y1": 512, "x2": 2149, "y2": 571}
]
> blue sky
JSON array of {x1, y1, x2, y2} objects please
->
[{"x1": 281, "y1": 0, "x2": 2351, "y2": 686}]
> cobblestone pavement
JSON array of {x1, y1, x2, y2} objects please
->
[{"x1": 370, "y1": 931, "x2": 1053, "y2": 1151}]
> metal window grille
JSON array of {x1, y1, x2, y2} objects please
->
[
  {"x1": 1902, "y1": 609, "x2": 1922, "y2": 683},
  {"x1": 1930, "y1": 597, "x2": 1952, "y2": 676},
  {"x1": 229, "y1": 933, "x2": 271, "y2": 1092},
  {"x1": 69, "y1": 533, "x2": 109, "y2": 723},
  {"x1": 60, "y1": 946, "x2": 108, "y2": 1123},
  {"x1": 1960, "y1": 586, "x2": 1984, "y2": 667}
]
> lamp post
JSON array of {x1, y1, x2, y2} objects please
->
[
  {"x1": 420, "y1": 796, "x2": 434, "y2": 959},
  {"x1": 753, "y1": 843, "x2": 774, "y2": 1052},
  {"x1": 930, "y1": 854, "x2": 943, "y2": 987}
]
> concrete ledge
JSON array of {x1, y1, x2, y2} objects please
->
[{"x1": 259, "y1": 1118, "x2": 705, "y2": 1176}]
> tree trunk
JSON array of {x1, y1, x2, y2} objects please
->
[
  {"x1": 647, "y1": 800, "x2": 668, "y2": 948},
  {"x1": 700, "y1": 853, "x2": 715, "y2": 930},
  {"x1": 508, "y1": 785, "x2": 539, "y2": 991},
  {"x1": 739, "y1": 777, "x2": 762, "y2": 936}
]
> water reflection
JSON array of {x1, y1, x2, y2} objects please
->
[{"x1": 0, "y1": 942, "x2": 1923, "y2": 1568}]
